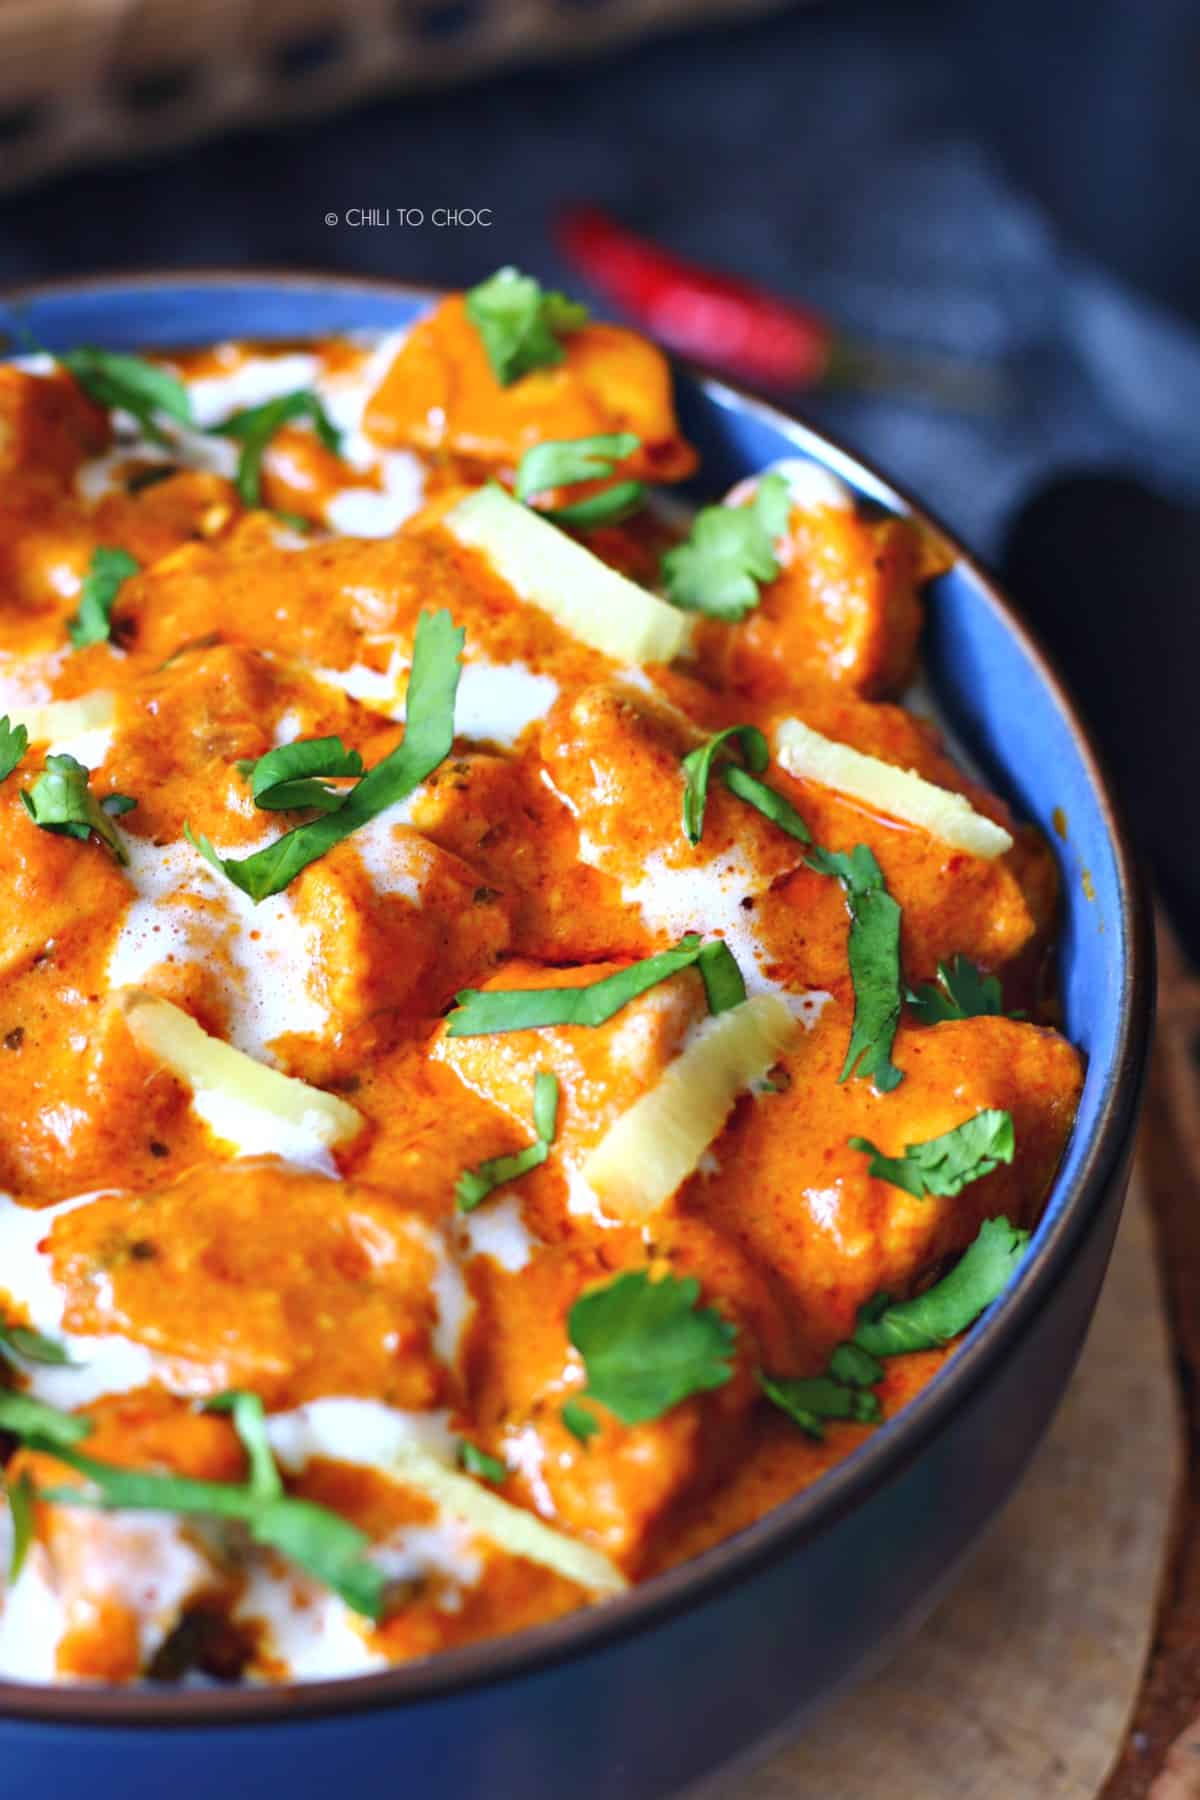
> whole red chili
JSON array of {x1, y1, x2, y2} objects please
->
[{"x1": 557, "y1": 205, "x2": 836, "y2": 389}]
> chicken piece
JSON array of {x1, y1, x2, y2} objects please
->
[
  {"x1": 363, "y1": 294, "x2": 696, "y2": 482},
  {"x1": 463, "y1": 1236, "x2": 765, "y2": 1573},
  {"x1": 91, "y1": 469, "x2": 243, "y2": 566},
  {"x1": 43, "y1": 1159, "x2": 457, "y2": 1410},
  {"x1": 433, "y1": 956, "x2": 709, "y2": 1169},
  {"x1": 408, "y1": 751, "x2": 648, "y2": 963},
  {"x1": 686, "y1": 1009, "x2": 1084, "y2": 1368},
  {"x1": 0, "y1": 365, "x2": 109, "y2": 485},
  {"x1": 693, "y1": 502, "x2": 930, "y2": 701},
  {"x1": 8, "y1": 1391, "x2": 244, "y2": 1682},
  {"x1": 539, "y1": 680, "x2": 808, "y2": 910}
]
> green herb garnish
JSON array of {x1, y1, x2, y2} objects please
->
[
  {"x1": 236, "y1": 737, "x2": 365, "y2": 814},
  {"x1": 67, "y1": 546, "x2": 140, "y2": 650},
  {"x1": 907, "y1": 954, "x2": 1021, "y2": 1024},
  {"x1": 0, "y1": 1319, "x2": 72, "y2": 1367},
  {"x1": 211, "y1": 390, "x2": 342, "y2": 510},
  {"x1": 189, "y1": 608, "x2": 462, "y2": 901},
  {"x1": 567, "y1": 1270, "x2": 737, "y2": 1426},
  {"x1": 60, "y1": 348, "x2": 194, "y2": 446},
  {"x1": 660, "y1": 473, "x2": 791, "y2": 620},
  {"x1": 455, "y1": 1072, "x2": 559, "y2": 1214},
  {"x1": 0, "y1": 716, "x2": 28, "y2": 783},
  {"x1": 681, "y1": 722, "x2": 811, "y2": 848},
  {"x1": 15, "y1": 1386, "x2": 386, "y2": 1620},
  {"x1": 561, "y1": 1400, "x2": 601, "y2": 1445},
  {"x1": 850, "y1": 1108, "x2": 1015, "y2": 1200},
  {"x1": 851, "y1": 1216, "x2": 1030, "y2": 1356},
  {"x1": 457, "y1": 1441, "x2": 507, "y2": 1484},
  {"x1": 514, "y1": 432, "x2": 644, "y2": 528},
  {"x1": 5, "y1": 1471, "x2": 34, "y2": 1580},
  {"x1": 465, "y1": 267, "x2": 589, "y2": 387},
  {"x1": 828, "y1": 1341, "x2": 884, "y2": 1388},
  {"x1": 806, "y1": 844, "x2": 903, "y2": 1091},
  {"x1": 758, "y1": 1371, "x2": 882, "y2": 1440},
  {"x1": 21, "y1": 754, "x2": 132, "y2": 864},
  {"x1": 447, "y1": 935, "x2": 745, "y2": 1037}
]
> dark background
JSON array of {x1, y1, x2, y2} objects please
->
[{"x1": 2, "y1": 0, "x2": 1196, "y2": 941}]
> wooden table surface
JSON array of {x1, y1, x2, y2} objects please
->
[{"x1": 1102, "y1": 920, "x2": 1200, "y2": 1800}]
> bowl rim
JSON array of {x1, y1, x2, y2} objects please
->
[{"x1": 0, "y1": 267, "x2": 1154, "y2": 1729}]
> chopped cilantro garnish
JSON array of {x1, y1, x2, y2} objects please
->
[
  {"x1": 561, "y1": 1400, "x2": 601, "y2": 1445},
  {"x1": 0, "y1": 716, "x2": 27, "y2": 783},
  {"x1": 59, "y1": 347, "x2": 193, "y2": 445},
  {"x1": 851, "y1": 1216, "x2": 1030, "y2": 1356},
  {"x1": 455, "y1": 1072, "x2": 559, "y2": 1213},
  {"x1": 67, "y1": 547, "x2": 140, "y2": 650},
  {"x1": 514, "y1": 432, "x2": 644, "y2": 528},
  {"x1": 210, "y1": 390, "x2": 342, "y2": 510},
  {"x1": 7, "y1": 1386, "x2": 387, "y2": 1620},
  {"x1": 0, "y1": 1318, "x2": 72, "y2": 1367},
  {"x1": 464, "y1": 267, "x2": 589, "y2": 387},
  {"x1": 236, "y1": 737, "x2": 365, "y2": 813},
  {"x1": 806, "y1": 843, "x2": 904, "y2": 1091},
  {"x1": 758, "y1": 1371, "x2": 882, "y2": 1440},
  {"x1": 681, "y1": 722, "x2": 810, "y2": 848},
  {"x1": 457, "y1": 1441, "x2": 508, "y2": 1484},
  {"x1": 828, "y1": 1341, "x2": 884, "y2": 1388},
  {"x1": 5, "y1": 1470, "x2": 34, "y2": 1580},
  {"x1": 189, "y1": 608, "x2": 462, "y2": 901},
  {"x1": 660, "y1": 473, "x2": 791, "y2": 620},
  {"x1": 850, "y1": 1107, "x2": 1015, "y2": 1200},
  {"x1": 447, "y1": 935, "x2": 744, "y2": 1037},
  {"x1": 567, "y1": 1269, "x2": 737, "y2": 1426},
  {"x1": 21, "y1": 754, "x2": 132, "y2": 864},
  {"x1": 907, "y1": 954, "x2": 1021, "y2": 1024}
]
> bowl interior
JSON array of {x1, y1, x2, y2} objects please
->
[{"x1": 0, "y1": 272, "x2": 1147, "y2": 1724}]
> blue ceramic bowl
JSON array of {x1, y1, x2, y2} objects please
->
[{"x1": 0, "y1": 274, "x2": 1152, "y2": 1800}]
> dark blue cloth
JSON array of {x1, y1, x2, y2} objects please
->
[{"x1": 0, "y1": 0, "x2": 1195, "y2": 934}]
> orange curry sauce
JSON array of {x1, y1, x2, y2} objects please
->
[{"x1": 0, "y1": 290, "x2": 1082, "y2": 1686}]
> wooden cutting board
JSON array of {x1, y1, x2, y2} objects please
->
[{"x1": 698, "y1": 1165, "x2": 1182, "y2": 1799}]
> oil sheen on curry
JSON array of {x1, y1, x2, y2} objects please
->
[{"x1": 0, "y1": 271, "x2": 1082, "y2": 1687}]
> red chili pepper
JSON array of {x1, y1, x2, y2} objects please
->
[{"x1": 557, "y1": 205, "x2": 835, "y2": 389}]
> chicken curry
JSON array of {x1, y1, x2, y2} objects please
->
[{"x1": 0, "y1": 269, "x2": 1083, "y2": 1687}]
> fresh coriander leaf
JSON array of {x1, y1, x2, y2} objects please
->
[
  {"x1": 21, "y1": 1404, "x2": 387, "y2": 1620},
  {"x1": 681, "y1": 724, "x2": 768, "y2": 845},
  {"x1": 465, "y1": 267, "x2": 589, "y2": 386},
  {"x1": 828, "y1": 1341, "x2": 884, "y2": 1388},
  {"x1": 5, "y1": 1471, "x2": 34, "y2": 1580},
  {"x1": 660, "y1": 473, "x2": 791, "y2": 621},
  {"x1": 205, "y1": 1390, "x2": 282, "y2": 1501},
  {"x1": 515, "y1": 432, "x2": 644, "y2": 528},
  {"x1": 0, "y1": 716, "x2": 28, "y2": 783},
  {"x1": 852, "y1": 1216, "x2": 1031, "y2": 1357},
  {"x1": 0, "y1": 1319, "x2": 72, "y2": 1367},
  {"x1": 448, "y1": 935, "x2": 745, "y2": 1036},
  {"x1": 758, "y1": 1371, "x2": 882, "y2": 1440},
  {"x1": 101, "y1": 793, "x2": 137, "y2": 817},
  {"x1": 237, "y1": 737, "x2": 364, "y2": 814},
  {"x1": 561, "y1": 1400, "x2": 600, "y2": 1445},
  {"x1": 190, "y1": 608, "x2": 463, "y2": 901},
  {"x1": 723, "y1": 766, "x2": 811, "y2": 843},
  {"x1": 455, "y1": 1071, "x2": 559, "y2": 1213},
  {"x1": 696, "y1": 938, "x2": 747, "y2": 1014},
  {"x1": 850, "y1": 1107, "x2": 1015, "y2": 1200},
  {"x1": 0, "y1": 1388, "x2": 91, "y2": 1449},
  {"x1": 59, "y1": 348, "x2": 193, "y2": 445},
  {"x1": 21, "y1": 754, "x2": 131, "y2": 864},
  {"x1": 458, "y1": 1441, "x2": 507, "y2": 1484},
  {"x1": 906, "y1": 954, "x2": 1003, "y2": 1024},
  {"x1": 568, "y1": 1269, "x2": 737, "y2": 1425},
  {"x1": 67, "y1": 546, "x2": 140, "y2": 649},
  {"x1": 211, "y1": 390, "x2": 342, "y2": 510},
  {"x1": 806, "y1": 843, "x2": 903, "y2": 1091}
]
